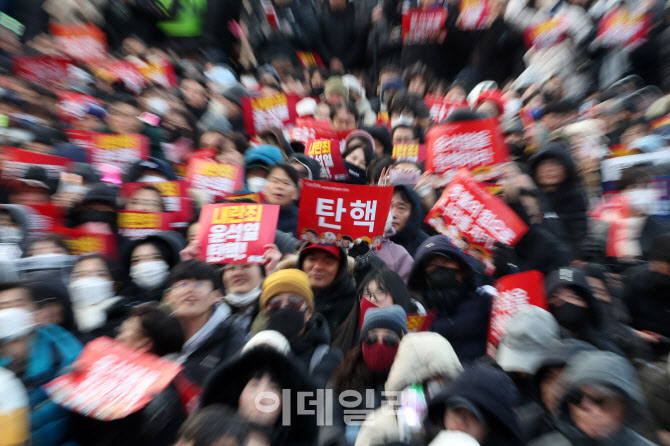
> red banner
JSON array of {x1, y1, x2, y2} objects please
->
[
  {"x1": 524, "y1": 15, "x2": 569, "y2": 49},
  {"x1": 134, "y1": 57, "x2": 178, "y2": 89},
  {"x1": 297, "y1": 180, "x2": 393, "y2": 246},
  {"x1": 407, "y1": 310, "x2": 437, "y2": 332},
  {"x1": 186, "y1": 159, "x2": 245, "y2": 202},
  {"x1": 423, "y1": 95, "x2": 468, "y2": 123},
  {"x1": 304, "y1": 140, "x2": 348, "y2": 181},
  {"x1": 486, "y1": 271, "x2": 548, "y2": 356},
  {"x1": 402, "y1": 8, "x2": 448, "y2": 44},
  {"x1": 12, "y1": 56, "x2": 72, "y2": 87},
  {"x1": 597, "y1": 8, "x2": 650, "y2": 49},
  {"x1": 392, "y1": 143, "x2": 426, "y2": 163},
  {"x1": 197, "y1": 203, "x2": 279, "y2": 264},
  {"x1": 57, "y1": 91, "x2": 103, "y2": 125},
  {"x1": 53, "y1": 226, "x2": 118, "y2": 259},
  {"x1": 50, "y1": 23, "x2": 107, "y2": 63},
  {"x1": 1, "y1": 147, "x2": 71, "y2": 181},
  {"x1": 93, "y1": 59, "x2": 146, "y2": 95},
  {"x1": 66, "y1": 130, "x2": 150, "y2": 173},
  {"x1": 25, "y1": 203, "x2": 63, "y2": 233},
  {"x1": 425, "y1": 169, "x2": 528, "y2": 265},
  {"x1": 458, "y1": 0, "x2": 490, "y2": 30},
  {"x1": 118, "y1": 211, "x2": 173, "y2": 240},
  {"x1": 288, "y1": 118, "x2": 337, "y2": 145},
  {"x1": 45, "y1": 337, "x2": 182, "y2": 421},
  {"x1": 425, "y1": 117, "x2": 508, "y2": 181},
  {"x1": 121, "y1": 181, "x2": 193, "y2": 229},
  {"x1": 295, "y1": 50, "x2": 325, "y2": 69},
  {"x1": 241, "y1": 93, "x2": 299, "y2": 136}
]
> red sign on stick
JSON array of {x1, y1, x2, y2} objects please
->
[
  {"x1": 118, "y1": 211, "x2": 173, "y2": 240},
  {"x1": 66, "y1": 130, "x2": 150, "y2": 173},
  {"x1": 197, "y1": 203, "x2": 279, "y2": 264},
  {"x1": 44, "y1": 337, "x2": 182, "y2": 421},
  {"x1": 597, "y1": 8, "x2": 650, "y2": 49},
  {"x1": 402, "y1": 8, "x2": 448, "y2": 44},
  {"x1": 458, "y1": 0, "x2": 490, "y2": 30},
  {"x1": 304, "y1": 140, "x2": 348, "y2": 181},
  {"x1": 524, "y1": 15, "x2": 569, "y2": 49},
  {"x1": 12, "y1": 56, "x2": 72, "y2": 87},
  {"x1": 392, "y1": 143, "x2": 426, "y2": 163},
  {"x1": 487, "y1": 271, "x2": 548, "y2": 356},
  {"x1": 57, "y1": 91, "x2": 103, "y2": 125},
  {"x1": 288, "y1": 118, "x2": 337, "y2": 145},
  {"x1": 134, "y1": 57, "x2": 178, "y2": 89},
  {"x1": 297, "y1": 180, "x2": 394, "y2": 246},
  {"x1": 50, "y1": 23, "x2": 107, "y2": 63},
  {"x1": 94, "y1": 59, "x2": 146, "y2": 94},
  {"x1": 425, "y1": 117, "x2": 508, "y2": 182},
  {"x1": 25, "y1": 203, "x2": 64, "y2": 233},
  {"x1": 425, "y1": 169, "x2": 528, "y2": 265},
  {"x1": 121, "y1": 181, "x2": 193, "y2": 228},
  {"x1": 241, "y1": 93, "x2": 299, "y2": 136},
  {"x1": 186, "y1": 159, "x2": 245, "y2": 202},
  {"x1": 424, "y1": 95, "x2": 468, "y2": 123},
  {"x1": 295, "y1": 50, "x2": 325, "y2": 69},
  {"x1": 53, "y1": 226, "x2": 118, "y2": 259},
  {"x1": 1, "y1": 147, "x2": 71, "y2": 181}
]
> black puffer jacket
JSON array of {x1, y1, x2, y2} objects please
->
[
  {"x1": 318, "y1": 2, "x2": 365, "y2": 69},
  {"x1": 290, "y1": 313, "x2": 343, "y2": 389},
  {"x1": 390, "y1": 185, "x2": 429, "y2": 257}
]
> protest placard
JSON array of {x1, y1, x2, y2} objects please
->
[
  {"x1": 392, "y1": 143, "x2": 426, "y2": 163},
  {"x1": 402, "y1": 8, "x2": 448, "y2": 44},
  {"x1": 118, "y1": 211, "x2": 173, "y2": 240},
  {"x1": 597, "y1": 7, "x2": 650, "y2": 49},
  {"x1": 197, "y1": 203, "x2": 279, "y2": 264},
  {"x1": 93, "y1": 59, "x2": 146, "y2": 94},
  {"x1": 1, "y1": 147, "x2": 71, "y2": 181},
  {"x1": 49, "y1": 23, "x2": 107, "y2": 63},
  {"x1": 458, "y1": 0, "x2": 490, "y2": 30},
  {"x1": 66, "y1": 130, "x2": 150, "y2": 173},
  {"x1": 288, "y1": 118, "x2": 337, "y2": 145},
  {"x1": 186, "y1": 159, "x2": 245, "y2": 202},
  {"x1": 24, "y1": 203, "x2": 63, "y2": 233},
  {"x1": 12, "y1": 55, "x2": 72, "y2": 87},
  {"x1": 524, "y1": 15, "x2": 569, "y2": 49},
  {"x1": 423, "y1": 95, "x2": 467, "y2": 123},
  {"x1": 304, "y1": 140, "x2": 348, "y2": 181},
  {"x1": 121, "y1": 181, "x2": 193, "y2": 228},
  {"x1": 57, "y1": 91, "x2": 103, "y2": 125},
  {"x1": 54, "y1": 226, "x2": 118, "y2": 259},
  {"x1": 295, "y1": 51, "x2": 325, "y2": 69},
  {"x1": 241, "y1": 93, "x2": 299, "y2": 135}
]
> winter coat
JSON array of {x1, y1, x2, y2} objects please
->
[
  {"x1": 290, "y1": 313, "x2": 344, "y2": 389},
  {"x1": 624, "y1": 264, "x2": 670, "y2": 339},
  {"x1": 469, "y1": 16, "x2": 525, "y2": 86},
  {"x1": 408, "y1": 236, "x2": 492, "y2": 362},
  {"x1": 366, "y1": 9, "x2": 402, "y2": 74},
  {"x1": 278, "y1": 203, "x2": 299, "y2": 237},
  {"x1": 0, "y1": 325, "x2": 82, "y2": 446},
  {"x1": 319, "y1": 2, "x2": 365, "y2": 69},
  {"x1": 355, "y1": 333, "x2": 463, "y2": 446},
  {"x1": 373, "y1": 227, "x2": 414, "y2": 283},
  {"x1": 202, "y1": 0, "x2": 243, "y2": 61},
  {"x1": 390, "y1": 186, "x2": 429, "y2": 257},
  {"x1": 529, "y1": 351, "x2": 655, "y2": 446}
]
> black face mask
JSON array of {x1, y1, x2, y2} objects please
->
[
  {"x1": 427, "y1": 266, "x2": 460, "y2": 289},
  {"x1": 76, "y1": 209, "x2": 118, "y2": 232},
  {"x1": 344, "y1": 162, "x2": 367, "y2": 185},
  {"x1": 311, "y1": 87, "x2": 324, "y2": 97},
  {"x1": 508, "y1": 141, "x2": 527, "y2": 158},
  {"x1": 551, "y1": 303, "x2": 589, "y2": 329},
  {"x1": 266, "y1": 307, "x2": 306, "y2": 340},
  {"x1": 163, "y1": 126, "x2": 182, "y2": 142}
]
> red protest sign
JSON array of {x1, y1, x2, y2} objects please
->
[
  {"x1": 93, "y1": 59, "x2": 146, "y2": 94},
  {"x1": 304, "y1": 140, "x2": 348, "y2": 181},
  {"x1": 134, "y1": 57, "x2": 178, "y2": 89},
  {"x1": 1, "y1": 147, "x2": 71, "y2": 181},
  {"x1": 295, "y1": 50, "x2": 325, "y2": 69},
  {"x1": 458, "y1": 0, "x2": 490, "y2": 31},
  {"x1": 423, "y1": 95, "x2": 468, "y2": 123},
  {"x1": 597, "y1": 8, "x2": 650, "y2": 49},
  {"x1": 25, "y1": 203, "x2": 63, "y2": 233},
  {"x1": 425, "y1": 169, "x2": 528, "y2": 265},
  {"x1": 53, "y1": 226, "x2": 118, "y2": 259},
  {"x1": 425, "y1": 117, "x2": 508, "y2": 182},
  {"x1": 197, "y1": 203, "x2": 279, "y2": 264},
  {"x1": 118, "y1": 211, "x2": 173, "y2": 240},
  {"x1": 288, "y1": 118, "x2": 337, "y2": 145},
  {"x1": 297, "y1": 180, "x2": 394, "y2": 246},
  {"x1": 12, "y1": 56, "x2": 72, "y2": 87},
  {"x1": 45, "y1": 337, "x2": 182, "y2": 421},
  {"x1": 220, "y1": 193, "x2": 264, "y2": 204},
  {"x1": 407, "y1": 310, "x2": 438, "y2": 332},
  {"x1": 50, "y1": 23, "x2": 107, "y2": 63},
  {"x1": 524, "y1": 15, "x2": 569, "y2": 49},
  {"x1": 486, "y1": 271, "x2": 548, "y2": 356},
  {"x1": 241, "y1": 93, "x2": 299, "y2": 136},
  {"x1": 187, "y1": 159, "x2": 245, "y2": 202},
  {"x1": 392, "y1": 143, "x2": 426, "y2": 163},
  {"x1": 66, "y1": 130, "x2": 150, "y2": 173},
  {"x1": 402, "y1": 8, "x2": 448, "y2": 44},
  {"x1": 121, "y1": 181, "x2": 193, "y2": 229},
  {"x1": 57, "y1": 91, "x2": 103, "y2": 125}
]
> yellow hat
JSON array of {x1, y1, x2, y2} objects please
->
[{"x1": 260, "y1": 269, "x2": 314, "y2": 312}]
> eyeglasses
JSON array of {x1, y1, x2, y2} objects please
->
[
  {"x1": 361, "y1": 289, "x2": 389, "y2": 304},
  {"x1": 363, "y1": 333, "x2": 400, "y2": 346},
  {"x1": 567, "y1": 390, "x2": 619, "y2": 409},
  {"x1": 267, "y1": 177, "x2": 296, "y2": 188},
  {"x1": 169, "y1": 280, "x2": 208, "y2": 293},
  {"x1": 265, "y1": 296, "x2": 305, "y2": 313}
]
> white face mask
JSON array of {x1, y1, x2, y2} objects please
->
[
  {"x1": 224, "y1": 284, "x2": 262, "y2": 308},
  {"x1": 0, "y1": 227, "x2": 22, "y2": 244},
  {"x1": 131, "y1": 260, "x2": 169, "y2": 290},
  {"x1": 145, "y1": 97, "x2": 170, "y2": 116},
  {"x1": 69, "y1": 277, "x2": 115, "y2": 307},
  {"x1": 624, "y1": 189, "x2": 659, "y2": 215},
  {"x1": 137, "y1": 175, "x2": 167, "y2": 183},
  {"x1": 391, "y1": 114, "x2": 415, "y2": 129},
  {"x1": 247, "y1": 177, "x2": 267, "y2": 193}
]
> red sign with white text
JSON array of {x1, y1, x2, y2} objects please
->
[
  {"x1": 121, "y1": 181, "x2": 193, "y2": 228},
  {"x1": 186, "y1": 159, "x2": 245, "y2": 202},
  {"x1": 304, "y1": 140, "x2": 348, "y2": 181},
  {"x1": 134, "y1": 57, "x2": 178, "y2": 89},
  {"x1": 524, "y1": 15, "x2": 569, "y2": 49},
  {"x1": 197, "y1": 203, "x2": 279, "y2": 264},
  {"x1": 57, "y1": 91, "x2": 103, "y2": 124},
  {"x1": 66, "y1": 130, "x2": 150, "y2": 173},
  {"x1": 1, "y1": 147, "x2": 71, "y2": 181},
  {"x1": 94, "y1": 59, "x2": 146, "y2": 94},
  {"x1": 45, "y1": 337, "x2": 182, "y2": 421},
  {"x1": 459, "y1": 0, "x2": 490, "y2": 31},
  {"x1": 297, "y1": 180, "x2": 393, "y2": 246},
  {"x1": 241, "y1": 93, "x2": 299, "y2": 136},
  {"x1": 597, "y1": 8, "x2": 650, "y2": 49},
  {"x1": 53, "y1": 226, "x2": 118, "y2": 259},
  {"x1": 288, "y1": 118, "x2": 337, "y2": 145},
  {"x1": 423, "y1": 95, "x2": 468, "y2": 123},
  {"x1": 487, "y1": 271, "x2": 548, "y2": 356},
  {"x1": 25, "y1": 203, "x2": 63, "y2": 233},
  {"x1": 12, "y1": 56, "x2": 72, "y2": 87},
  {"x1": 50, "y1": 23, "x2": 107, "y2": 63},
  {"x1": 118, "y1": 211, "x2": 173, "y2": 240},
  {"x1": 402, "y1": 8, "x2": 448, "y2": 44}
]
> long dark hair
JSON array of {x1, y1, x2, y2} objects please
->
[
  {"x1": 332, "y1": 345, "x2": 381, "y2": 393},
  {"x1": 332, "y1": 268, "x2": 415, "y2": 353}
]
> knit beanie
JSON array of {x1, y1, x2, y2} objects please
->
[
  {"x1": 260, "y1": 269, "x2": 314, "y2": 312},
  {"x1": 360, "y1": 305, "x2": 408, "y2": 341},
  {"x1": 325, "y1": 76, "x2": 349, "y2": 102}
]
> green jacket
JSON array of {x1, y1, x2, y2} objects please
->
[{"x1": 157, "y1": 0, "x2": 207, "y2": 37}]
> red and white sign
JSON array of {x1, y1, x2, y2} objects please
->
[
  {"x1": 118, "y1": 211, "x2": 173, "y2": 240},
  {"x1": 402, "y1": 8, "x2": 448, "y2": 44},
  {"x1": 487, "y1": 271, "x2": 548, "y2": 356},
  {"x1": 66, "y1": 130, "x2": 150, "y2": 173},
  {"x1": 25, "y1": 203, "x2": 64, "y2": 233},
  {"x1": 197, "y1": 203, "x2": 279, "y2": 264},
  {"x1": 597, "y1": 7, "x2": 650, "y2": 49},
  {"x1": 121, "y1": 181, "x2": 193, "y2": 228},
  {"x1": 288, "y1": 118, "x2": 337, "y2": 145},
  {"x1": 57, "y1": 91, "x2": 103, "y2": 124},
  {"x1": 295, "y1": 51, "x2": 325, "y2": 69},
  {"x1": 304, "y1": 140, "x2": 348, "y2": 181},
  {"x1": 50, "y1": 23, "x2": 107, "y2": 63},
  {"x1": 392, "y1": 143, "x2": 426, "y2": 163},
  {"x1": 45, "y1": 337, "x2": 182, "y2": 421},
  {"x1": 241, "y1": 93, "x2": 299, "y2": 136},
  {"x1": 297, "y1": 180, "x2": 393, "y2": 246},
  {"x1": 1, "y1": 147, "x2": 71, "y2": 181},
  {"x1": 459, "y1": 0, "x2": 490, "y2": 31},
  {"x1": 425, "y1": 117, "x2": 508, "y2": 181},
  {"x1": 53, "y1": 226, "x2": 118, "y2": 259},
  {"x1": 134, "y1": 57, "x2": 178, "y2": 89},
  {"x1": 425, "y1": 169, "x2": 528, "y2": 263},
  {"x1": 12, "y1": 56, "x2": 72, "y2": 87},
  {"x1": 524, "y1": 15, "x2": 569, "y2": 49},
  {"x1": 186, "y1": 159, "x2": 245, "y2": 202},
  {"x1": 94, "y1": 59, "x2": 146, "y2": 94},
  {"x1": 424, "y1": 95, "x2": 468, "y2": 123}
]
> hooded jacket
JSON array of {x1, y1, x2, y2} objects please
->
[
  {"x1": 318, "y1": 2, "x2": 365, "y2": 69},
  {"x1": 390, "y1": 185, "x2": 429, "y2": 257},
  {"x1": 529, "y1": 351, "x2": 655, "y2": 446},
  {"x1": 408, "y1": 236, "x2": 491, "y2": 361},
  {"x1": 290, "y1": 313, "x2": 343, "y2": 389},
  {"x1": 373, "y1": 226, "x2": 414, "y2": 283},
  {"x1": 623, "y1": 263, "x2": 670, "y2": 339},
  {"x1": 0, "y1": 204, "x2": 32, "y2": 255},
  {"x1": 530, "y1": 142, "x2": 588, "y2": 257}
]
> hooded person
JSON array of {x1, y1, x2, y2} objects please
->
[
  {"x1": 124, "y1": 158, "x2": 178, "y2": 183},
  {"x1": 372, "y1": 210, "x2": 414, "y2": 283},
  {"x1": 258, "y1": 269, "x2": 343, "y2": 388},
  {"x1": 199, "y1": 346, "x2": 318, "y2": 446},
  {"x1": 407, "y1": 236, "x2": 492, "y2": 362},
  {"x1": 342, "y1": 138, "x2": 376, "y2": 185},
  {"x1": 389, "y1": 185, "x2": 429, "y2": 257},
  {"x1": 28, "y1": 272, "x2": 77, "y2": 335},
  {"x1": 244, "y1": 145, "x2": 285, "y2": 193},
  {"x1": 258, "y1": 127, "x2": 295, "y2": 160},
  {"x1": 355, "y1": 332, "x2": 464, "y2": 446},
  {"x1": 362, "y1": 125, "x2": 393, "y2": 157},
  {"x1": 529, "y1": 142, "x2": 589, "y2": 257},
  {"x1": 425, "y1": 363, "x2": 522, "y2": 446},
  {"x1": 288, "y1": 153, "x2": 322, "y2": 181},
  {"x1": 0, "y1": 205, "x2": 33, "y2": 261},
  {"x1": 529, "y1": 351, "x2": 655, "y2": 446}
]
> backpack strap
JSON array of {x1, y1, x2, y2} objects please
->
[{"x1": 308, "y1": 344, "x2": 330, "y2": 374}]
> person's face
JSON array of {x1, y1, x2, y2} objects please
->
[
  {"x1": 541, "y1": 112, "x2": 565, "y2": 132},
  {"x1": 130, "y1": 243, "x2": 163, "y2": 267},
  {"x1": 372, "y1": 138, "x2": 385, "y2": 157},
  {"x1": 116, "y1": 316, "x2": 152, "y2": 352},
  {"x1": 315, "y1": 103, "x2": 331, "y2": 121},
  {"x1": 344, "y1": 147, "x2": 367, "y2": 169},
  {"x1": 302, "y1": 251, "x2": 339, "y2": 290},
  {"x1": 540, "y1": 366, "x2": 563, "y2": 415},
  {"x1": 391, "y1": 191, "x2": 412, "y2": 232},
  {"x1": 568, "y1": 386, "x2": 627, "y2": 439},
  {"x1": 181, "y1": 79, "x2": 208, "y2": 110},
  {"x1": 108, "y1": 103, "x2": 142, "y2": 134},
  {"x1": 76, "y1": 114, "x2": 103, "y2": 132},
  {"x1": 121, "y1": 37, "x2": 148, "y2": 58},
  {"x1": 289, "y1": 162, "x2": 310, "y2": 180},
  {"x1": 9, "y1": 185, "x2": 49, "y2": 206},
  {"x1": 621, "y1": 123, "x2": 647, "y2": 148},
  {"x1": 0, "y1": 212, "x2": 18, "y2": 229},
  {"x1": 223, "y1": 264, "x2": 264, "y2": 294},
  {"x1": 535, "y1": 159, "x2": 567, "y2": 188},
  {"x1": 408, "y1": 77, "x2": 427, "y2": 97},
  {"x1": 361, "y1": 280, "x2": 393, "y2": 308},
  {"x1": 392, "y1": 127, "x2": 416, "y2": 145},
  {"x1": 0, "y1": 287, "x2": 35, "y2": 312},
  {"x1": 585, "y1": 277, "x2": 611, "y2": 303},
  {"x1": 329, "y1": 0, "x2": 347, "y2": 10},
  {"x1": 238, "y1": 374, "x2": 283, "y2": 426},
  {"x1": 332, "y1": 108, "x2": 356, "y2": 132},
  {"x1": 216, "y1": 145, "x2": 245, "y2": 167},
  {"x1": 165, "y1": 278, "x2": 218, "y2": 319},
  {"x1": 476, "y1": 101, "x2": 500, "y2": 118},
  {"x1": 263, "y1": 169, "x2": 299, "y2": 208},
  {"x1": 187, "y1": 222, "x2": 200, "y2": 244},
  {"x1": 265, "y1": 292, "x2": 312, "y2": 324},
  {"x1": 445, "y1": 86, "x2": 466, "y2": 101},
  {"x1": 26, "y1": 240, "x2": 68, "y2": 257},
  {"x1": 71, "y1": 257, "x2": 113, "y2": 282},
  {"x1": 247, "y1": 167, "x2": 270, "y2": 180},
  {"x1": 200, "y1": 131, "x2": 225, "y2": 149},
  {"x1": 0, "y1": 337, "x2": 31, "y2": 373},
  {"x1": 444, "y1": 407, "x2": 488, "y2": 442},
  {"x1": 426, "y1": 256, "x2": 463, "y2": 281},
  {"x1": 162, "y1": 112, "x2": 193, "y2": 140},
  {"x1": 548, "y1": 287, "x2": 588, "y2": 309},
  {"x1": 127, "y1": 188, "x2": 164, "y2": 213}
]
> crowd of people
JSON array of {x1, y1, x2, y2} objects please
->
[{"x1": 1, "y1": 0, "x2": 670, "y2": 445}]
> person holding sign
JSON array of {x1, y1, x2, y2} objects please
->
[{"x1": 262, "y1": 164, "x2": 301, "y2": 236}]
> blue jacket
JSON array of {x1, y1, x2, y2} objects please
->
[{"x1": 0, "y1": 325, "x2": 82, "y2": 446}]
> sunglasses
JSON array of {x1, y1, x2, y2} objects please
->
[
  {"x1": 363, "y1": 333, "x2": 400, "y2": 346},
  {"x1": 567, "y1": 390, "x2": 618, "y2": 409},
  {"x1": 265, "y1": 296, "x2": 305, "y2": 313}
]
